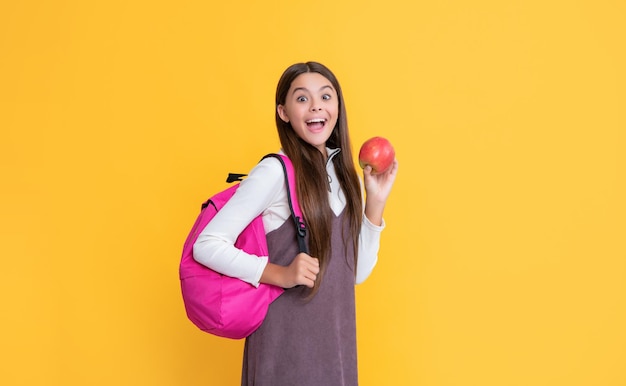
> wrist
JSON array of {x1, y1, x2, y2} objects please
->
[
  {"x1": 364, "y1": 201, "x2": 385, "y2": 227},
  {"x1": 260, "y1": 262, "x2": 286, "y2": 287}
]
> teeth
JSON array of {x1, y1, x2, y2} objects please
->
[{"x1": 306, "y1": 118, "x2": 326, "y2": 123}]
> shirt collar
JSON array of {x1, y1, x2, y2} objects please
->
[
  {"x1": 278, "y1": 147, "x2": 342, "y2": 163},
  {"x1": 326, "y1": 147, "x2": 341, "y2": 164}
]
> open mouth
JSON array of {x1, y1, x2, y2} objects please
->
[{"x1": 306, "y1": 118, "x2": 326, "y2": 131}]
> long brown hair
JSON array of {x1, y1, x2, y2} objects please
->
[{"x1": 275, "y1": 62, "x2": 363, "y2": 296}]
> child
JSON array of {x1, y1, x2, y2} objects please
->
[{"x1": 193, "y1": 61, "x2": 398, "y2": 386}]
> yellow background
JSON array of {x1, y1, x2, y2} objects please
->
[{"x1": 1, "y1": 1, "x2": 624, "y2": 385}]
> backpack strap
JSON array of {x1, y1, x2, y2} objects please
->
[{"x1": 262, "y1": 154, "x2": 308, "y2": 254}]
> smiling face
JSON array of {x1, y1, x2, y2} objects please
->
[{"x1": 277, "y1": 72, "x2": 339, "y2": 154}]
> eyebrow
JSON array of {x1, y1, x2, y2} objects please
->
[{"x1": 291, "y1": 85, "x2": 334, "y2": 95}]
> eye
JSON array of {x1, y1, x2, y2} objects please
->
[
  {"x1": 297, "y1": 96, "x2": 308, "y2": 102},
  {"x1": 322, "y1": 94, "x2": 332, "y2": 100}
]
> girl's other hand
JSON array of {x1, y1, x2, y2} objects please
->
[
  {"x1": 363, "y1": 158, "x2": 399, "y2": 203},
  {"x1": 362, "y1": 159, "x2": 398, "y2": 226}
]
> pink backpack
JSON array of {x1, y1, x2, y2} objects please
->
[{"x1": 179, "y1": 154, "x2": 307, "y2": 339}]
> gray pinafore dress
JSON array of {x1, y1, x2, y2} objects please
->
[{"x1": 241, "y1": 210, "x2": 358, "y2": 386}]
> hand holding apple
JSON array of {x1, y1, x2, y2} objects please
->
[{"x1": 358, "y1": 136, "x2": 395, "y2": 175}]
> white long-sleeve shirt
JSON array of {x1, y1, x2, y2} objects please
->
[{"x1": 193, "y1": 148, "x2": 384, "y2": 287}]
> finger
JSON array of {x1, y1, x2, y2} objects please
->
[
  {"x1": 303, "y1": 269, "x2": 318, "y2": 285},
  {"x1": 297, "y1": 273, "x2": 314, "y2": 288},
  {"x1": 306, "y1": 273, "x2": 317, "y2": 287},
  {"x1": 301, "y1": 257, "x2": 320, "y2": 272},
  {"x1": 362, "y1": 165, "x2": 373, "y2": 179},
  {"x1": 307, "y1": 259, "x2": 320, "y2": 271},
  {"x1": 388, "y1": 159, "x2": 399, "y2": 175},
  {"x1": 297, "y1": 253, "x2": 319, "y2": 265},
  {"x1": 298, "y1": 265, "x2": 316, "y2": 280},
  {"x1": 309, "y1": 264, "x2": 320, "y2": 275}
]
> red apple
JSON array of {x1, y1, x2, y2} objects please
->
[{"x1": 358, "y1": 136, "x2": 395, "y2": 174}]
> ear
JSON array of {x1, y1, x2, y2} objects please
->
[{"x1": 277, "y1": 104, "x2": 290, "y2": 123}]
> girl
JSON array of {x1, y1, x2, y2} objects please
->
[{"x1": 193, "y1": 61, "x2": 398, "y2": 386}]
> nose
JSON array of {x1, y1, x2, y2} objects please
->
[{"x1": 310, "y1": 104, "x2": 322, "y2": 112}]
